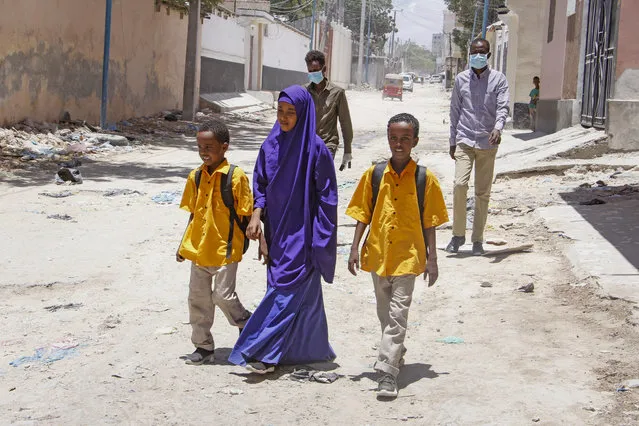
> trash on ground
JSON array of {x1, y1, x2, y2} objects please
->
[
  {"x1": 596, "y1": 180, "x2": 607, "y2": 187},
  {"x1": 580, "y1": 198, "x2": 606, "y2": 205},
  {"x1": 610, "y1": 171, "x2": 622, "y2": 179},
  {"x1": 578, "y1": 182, "x2": 592, "y2": 188},
  {"x1": 622, "y1": 379, "x2": 639, "y2": 389},
  {"x1": 39, "y1": 191, "x2": 73, "y2": 198},
  {"x1": 55, "y1": 167, "x2": 83, "y2": 185},
  {"x1": 480, "y1": 281, "x2": 493, "y2": 288},
  {"x1": 483, "y1": 244, "x2": 534, "y2": 256},
  {"x1": 141, "y1": 304, "x2": 171, "y2": 313},
  {"x1": 103, "y1": 189, "x2": 145, "y2": 197},
  {"x1": 9, "y1": 340, "x2": 80, "y2": 367},
  {"x1": 102, "y1": 315, "x2": 121, "y2": 329},
  {"x1": 155, "y1": 327, "x2": 178, "y2": 335},
  {"x1": 289, "y1": 367, "x2": 341, "y2": 384},
  {"x1": 220, "y1": 388, "x2": 244, "y2": 395},
  {"x1": 46, "y1": 214, "x2": 74, "y2": 221},
  {"x1": 436, "y1": 336, "x2": 464, "y2": 344},
  {"x1": 44, "y1": 303, "x2": 83, "y2": 312},
  {"x1": 151, "y1": 191, "x2": 182, "y2": 205},
  {"x1": 517, "y1": 283, "x2": 535, "y2": 293},
  {"x1": 486, "y1": 238, "x2": 507, "y2": 246}
]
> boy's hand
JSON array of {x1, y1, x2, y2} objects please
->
[
  {"x1": 258, "y1": 235, "x2": 269, "y2": 265},
  {"x1": 247, "y1": 215, "x2": 262, "y2": 240},
  {"x1": 424, "y1": 258, "x2": 439, "y2": 287},
  {"x1": 176, "y1": 250, "x2": 185, "y2": 263},
  {"x1": 348, "y1": 246, "x2": 360, "y2": 276}
]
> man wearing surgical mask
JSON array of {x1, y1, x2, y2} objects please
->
[
  {"x1": 304, "y1": 50, "x2": 354, "y2": 169},
  {"x1": 446, "y1": 38, "x2": 510, "y2": 256}
]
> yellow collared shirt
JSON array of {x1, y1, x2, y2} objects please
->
[
  {"x1": 346, "y1": 160, "x2": 449, "y2": 277},
  {"x1": 178, "y1": 160, "x2": 253, "y2": 267}
]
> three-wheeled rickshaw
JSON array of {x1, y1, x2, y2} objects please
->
[{"x1": 382, "y1": 73, "x2": 403, "y2": 101}]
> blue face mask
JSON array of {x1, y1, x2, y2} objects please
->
[
  {"x1": 308, "y1": 71, "x2": 324, "y2": 85},
  {"x1": 469, "y1": 53, "x2": 489, "y2": 70}
]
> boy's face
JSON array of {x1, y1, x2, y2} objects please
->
[
  {"x1": 533, "y1": 77, "x2": 540, "y2": 86},
  {"x1": 277, "y1": 101, "x2": 298, "y2": 132},
  {"x1": 197, "y1": 132, "x2": 228, "y2": 167},
  {"x1": 388, "y1": 122, "x2": 418, "y2": 163}
]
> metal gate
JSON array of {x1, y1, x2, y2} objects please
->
[{"x1": 580, "y1": 0, "x2": 618, "y2": 128}]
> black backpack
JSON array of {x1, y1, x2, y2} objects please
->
[
  {"x1": 195, "y1": 165, "x2": 249, "y2": 259},
  {"x1": 370, "y1": 162, "x2": 427, "y2": 232}
]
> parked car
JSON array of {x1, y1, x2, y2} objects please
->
[
  {"x1": 401, "y1": 74, "x2": 414, "y2": 92},
  {"x1": 429, "y1": 74, "x2": 443, "y2": 84}
]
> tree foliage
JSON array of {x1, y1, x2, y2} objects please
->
[
  {"x1": 443, "y1": 0, "x2": 498, "y2": 54},
  {"x1": 269, "y1": 0, "x2": 394, "y2": 55},
  {"x1": 158, "y1": 0, "x2": 220, "y2": 18},
  {"x1": 396, "y1": 41, "x2": 437, "y2": 74}
]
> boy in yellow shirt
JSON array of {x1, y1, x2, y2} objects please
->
[
  {"x1": 176, "y1": 121, "x2": 252, "y2": 365},
  {"x1": 346, "y1": 113, "x2": 449, "y2": 398}
]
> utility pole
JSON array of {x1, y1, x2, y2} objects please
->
[
  {"x1": 365, "y1": 1, "x2": 372, "y2": 84},
  {"x1": 390, "y1": 9, "x2": 399, "y2": 58},
  {"x1": 310, "y1": 0, "x2": 318, "y2": 50},
  {"x1": 182, "y1": 0, "x2": 200, "y2": 121},
  {"x1": 356, "y1": 0, "x2": 367, "y2": 86},
  {"x1": 100, "y1": 0, "x2": 113, "y2": 129},
  {"x1": 481, "y1": 0, "x2": 490, "y2": 38}
]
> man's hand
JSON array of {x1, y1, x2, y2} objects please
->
[
  {"x1": 340, "y1": 153, "x2": 353, "y2": 171},
  {"x1": 176, "y1": 250, "x2": 185, "y2": 263},
  {"x1": 489, "y1": 129, "x2": 502, "y2": 145},
  {"x1": 258, "y1": 234, "x2": 269, "y2": 265},
  {"x1": 348, "y1": 246, "x2": 360, "y2": 276},
  {"x1": 449, "y1": 146, "x2": 456, "y2": 160},
  {"x1": 423, "y1": 258, "x2": 439, "y2": 287},
  {"x1": 246, "y1": 215, "x2": 262, "y2": 240}
]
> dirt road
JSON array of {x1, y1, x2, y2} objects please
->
[{"x1": 1, "y1": 84, "x2": 637, "y2": 425}]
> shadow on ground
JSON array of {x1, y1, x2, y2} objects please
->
[
  {"x1": 559, "y1": 184, "x2": 639, "y2": 271},
  {"x1": 349, "y1": 362, "x2": 440, "y2": 391},
  {"x1": 512, "y1": 131, "x2": 546, "y2": 141}
]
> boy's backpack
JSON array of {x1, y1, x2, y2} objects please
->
[
  {"x1": 194, "y1": 165, "x2": 250, "y2": 259},
  {"x1": 371, "y1": 162, "x2": 427, "y2": 233}
]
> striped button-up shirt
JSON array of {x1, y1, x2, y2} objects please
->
[{"x1": 449, "y1": 68, "x2": 510, "y2": 149}]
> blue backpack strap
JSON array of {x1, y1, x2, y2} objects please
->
[{"x1": 371, "y1": 162, "x2": 387, "y2": 215}]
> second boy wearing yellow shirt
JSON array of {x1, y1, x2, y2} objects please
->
[
  {"x1": 176, "y1": 121, "x2": 252, "y2": 366},
  {"x1": 347, "y1": 113, "x2": 449, "y2": 399}
]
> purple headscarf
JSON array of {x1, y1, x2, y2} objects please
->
[{"x1": 253, "y1": 85, "x2": 338, "y2": 289}]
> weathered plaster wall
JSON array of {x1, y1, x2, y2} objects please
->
[
  {"x1": 0, "y1": 0, "x2": 188, "y2": 125},
  {"x1": 562, "y1": 0, "x2": 584, "y2": 99},
  {"x1": 614, "y1": 0, "x2": 639, "y2": 99},
  {"x1": 540, "y1": 0, "x2": 568, "y2": 100}
]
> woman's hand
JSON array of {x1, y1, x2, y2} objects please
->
[
  {"x1": 258, "y1": 234, "x2": 269, "y2": 265},
  {"x1": 246, "y1": 209, "x2": 262, "y2": 240}
]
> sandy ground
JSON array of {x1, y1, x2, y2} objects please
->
[{"x1": 1, "y1": 84, "x2": 638, "y2": 425}]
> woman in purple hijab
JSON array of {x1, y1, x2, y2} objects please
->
[{"x1": 229, "y1": 85, "x2": 338, "y2": 373}]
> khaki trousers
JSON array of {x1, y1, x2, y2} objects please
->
[
  {"x1": 188, "y1": 262, "x2": 251, "y2": 351},
  {"x1": 372, "y1": 273, "x2": 416, "y2": 378},
  {"x1": 453, "y1": 144, "x2": 498, "y2": 243}
]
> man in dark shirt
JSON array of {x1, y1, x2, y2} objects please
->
[{"x1": 304, "y1": 50, "x2": 354, "y2": 169}]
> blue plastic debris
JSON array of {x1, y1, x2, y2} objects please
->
[
  {"x1": 10, "y1": 346, "x2": 79, "y2": 367},
  {"x1": 436, "y1": 336, "x2": 464, "y2": 344},
  {"x1": 151, "y1": 190, "x2": 182, "y2": 205}
]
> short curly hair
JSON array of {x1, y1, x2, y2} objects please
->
[
  {"x1": 305, "y1": 50, "x2": 326, "y2": 67},
  {"x1": 198, "y1": 120, "x2": 230, "y2": 144},
  {"x1": 387, "y1": 113, "x2": 419, "y2": 138}
]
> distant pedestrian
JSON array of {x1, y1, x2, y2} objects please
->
[
  {"x1": 346, "y1": 113, "x2": 449, "y2": 399},
  {"x1": 229, "y1": 85, "x2": 338, "y2": 374},
  {"x1": 304, "y1": 50, "x2": 354, "y2": 170},
  {"x1": 529, "y1": 76, "x2": 540, "y2": 131},
  {"x1": 176, "y1": 121, "x2": 252, "y2": 365},
  {"x1": 446, "y1": 38, "x2": 510, "y2": 256}
]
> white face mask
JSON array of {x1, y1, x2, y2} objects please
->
[{"x1": 469, "y1": 53, "x2": 489, "y2": 69}]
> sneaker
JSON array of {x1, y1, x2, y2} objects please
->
[
  {"x1": 182, "y1": 347, "x2": 215, "y2": 365},
  {"x1": 245, "y1": 361, "x2": 276, "y2": 375},
  {"x1": 445, "y1": 236, "x2": 466, "y2": 253},
  {"x1": 472, "y1": 242, "x2": 485, "y2": 256},
  {"x1": 377, "y1": 374, "x2": 398, "y2": 398}
]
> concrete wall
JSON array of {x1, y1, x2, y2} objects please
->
[
  {"x1": 0, "y1": 0, "x2": 187, "y2": 125},
  {"x1": 329, "y1": 22, "x2": 352, "y2": 89},
  {"x1": 201, "y1": 12, "x2": 247, "y2": 93},
  {"x1": 262, "y1": 22, "x2": 309, "y2": 91},
  {"x1": 607, "y1": 0, "x2": 639, "y2": 150},
  {"x1": 540, "y1": 0, "x2": 568, "y2": 100},
  {"x1": 562, "y1": 0, "x2": 585, "y2": 99}
]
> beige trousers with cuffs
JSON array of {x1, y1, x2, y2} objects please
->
[
  {"x1": 453, "y1": 144, "x2": 498, "y2": 243},
  {"x1": 188, "y1": 262, "x2": 251, "y2": 351},
  {"x1": 372, "y1": 273, "x2": 416, "y2": 378}
]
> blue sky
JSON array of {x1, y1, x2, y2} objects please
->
[{"x1": 393, "y1": 0, "x2": 446, "y2": 50}]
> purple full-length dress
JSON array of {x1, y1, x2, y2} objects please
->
[{"x1": 229, "y1": 85, "x2": 338, "y2": 366}]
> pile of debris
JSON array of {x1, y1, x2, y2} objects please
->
[{"x1": 0, "y1": 119, "x2": 137, "y2": 163}]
